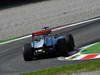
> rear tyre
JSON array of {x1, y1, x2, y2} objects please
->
[
  {"x1": 23, "y1": 43, "x2": 33, "y2": 61},
  {"x1": 56, "y1": 38, "x2": 69, "y2": 56},
  {"x1": 66, "y1": 34, "x2": 75, "y2": 52},
  {"x1": 56, "y1": 34, "x2": 75, "y2": 56}
]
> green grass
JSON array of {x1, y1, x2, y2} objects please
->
[
  {"x1": 82, "y1": 43, "x2": 100, "y2": 54},
  {"x1": 21, "y1": 59, "x2": 100, "y2": 75},
  {"x1": 0, "y1": 37, "x2": 17, "y2": 43},
  {"x1": 70, "y1": 55, "x2": 80, "y2": 59}
]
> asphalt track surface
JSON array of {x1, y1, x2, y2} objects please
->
[
  {"x1": 0, "y1": 0, "x2": 100, "y2": 40},
  {"x1": 0, "y1": 20, "x2": 100, "y2": 75}
]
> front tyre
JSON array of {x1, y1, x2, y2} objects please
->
[{"x1": 23, "y1": 43, "x2": 33, "y2": 61}]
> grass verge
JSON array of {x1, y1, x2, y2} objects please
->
[
  {"x1": 82, "y1": 42, "x2": 100, "y2": 54},
  {"x1": 0, "y1": 37, "x2": 17, "y2": 43},
  {"x1": 21, "y1": 59, "x2": 100, "y2": 75}
]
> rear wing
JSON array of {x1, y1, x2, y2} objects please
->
[{"x1": 32, "y1": 30, "x2": 51, "y2": 37}]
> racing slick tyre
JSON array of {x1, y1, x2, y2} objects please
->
[
  {"x1": 66, "y1": 34, "x2": 75, "y2": 52},
  {"x1": 56, "y1": 34, "x2": 75, "y2": 56},
  {"x1": 23, "y1": 43, "x2": 33, "y2": 61},
  {"x1": 56, "y1": 38, "x2": 69, "y2": 56}
]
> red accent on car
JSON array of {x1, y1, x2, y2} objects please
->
[{"x1": 32, "y1": 30, "x2": 51, "y2": 36}]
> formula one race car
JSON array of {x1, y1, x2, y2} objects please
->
[{"x1": 23, "y1": 27, "x2": 75, "y2": 61}]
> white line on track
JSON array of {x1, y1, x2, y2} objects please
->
[
  {"x1": 95, "y1": 55, "x2": 100, "y2": 59},
  {"x1": 58, "y1": 42, "x2": 100, "y2": 61},
  {"x1": 0, "y1": 35, "x2": 32, "y2": 45},
  {"x1": 0, "y1": 17, "x2": 100, "y2": 45},
  {"x1": 52, "y1": 17, "x2": 100, "y2": 31}
]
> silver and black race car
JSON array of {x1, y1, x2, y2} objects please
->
[{"x1": 23, "y1": 27, "x2": 75, "y2": 61}]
